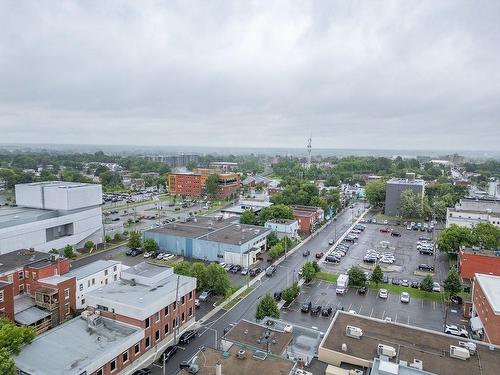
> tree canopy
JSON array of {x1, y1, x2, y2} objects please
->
[
  {"x1": 255, "y1": 293, "x2": 280, "y2": 320},
  {"x1": 365, "y1": 180, "x2": 386, "y2": 207}
]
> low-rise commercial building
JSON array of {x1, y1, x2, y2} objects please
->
[
  {"x1": 471, "y1": 273, "x2": 500, "y2": 345},
  {"x1": 222, "y1": 199, "x2": 272, "y2": 217},
  {"x1": 319, "y1": 311, "x2": 500, "y2": 375},
  {"x1": 384, "y1": 173, "x2": 425, "y2": 216},
  {"x1": 144, "y1": 217, "x2": 270, "y2": 266},
  {"x1": 458, "y1": 247, "x2": 500, "y2": 284},
  {"x1": 15, "y1": 262, "x2": 197, "y2": 375},
  {"x1": 67, "y1": 260, "x2": 123, "y2": 309},
  {"x1": 0, "y1": 181, "x2": 103, "y2": 255},
  {"x1": 292, "y1": 205, "x2": 324, "y2": 235},
  {"x1": 242, "y1": 175, "x2": 271, "y2": 188},
  {"x1": 446, "y1": 197, "x2": 500, "y2": 228},
  {"x1": 265, "y1": 219, "x2": 299, "y2": 239}
]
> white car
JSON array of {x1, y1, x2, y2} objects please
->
[
  {"x1": 164, "y1": 254, "x2": 175, "y2": 260},
  {"x1": 444, "y1": 324, "x2": 468, "y2": 338},
  {"x1": 219, "y1": 262, "x2": 226, "y2": 269},
  {"x1": 198, "y1": 290, "x2": 211, "y2": 302},
  {"x1": 143, "y1": 251, "x2": 152, "y2": 258},
  {"x1": 379, "y1": 289, "x2": 388, "y2": 299},
  {"x1": 379, "y1": 258, "x2": 394, "y2": 264},
  {"x1": 156, "y1": 253, "x2": 165, "y2": 260},
  {"x1": 348, "y1": 310, "x2": 357, "y2": 315},
  {"x1": 400, "y1": 292, "x2": 410, "y2": 303},
  {"x1": 432, "y1": 282, "x2": 441, "y2": 292}
]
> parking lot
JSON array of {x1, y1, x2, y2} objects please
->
[
  {"x1": 281, "y1": 279, "x2": 464, "y2": 335},
  {"x1": 322, "y1": 222, "x2": 450, "y2": 284}
]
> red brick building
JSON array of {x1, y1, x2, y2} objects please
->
[
  {"x1": 168, "y1": 171, "x2": 240, "y2": 198},
  {"x1": 0, "y1": 280, "x2": 14, "y2": 320},
  {"x1": 472, "y1": 273, "x2": 500, "y2": 345},
  {"x1": 458, "y1": 248, "x2": 500, "y2": 284},
  {"x1": 292, "y1": 205, "x2": 325, "y2": 234}
]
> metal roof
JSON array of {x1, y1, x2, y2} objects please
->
[{"x1": 15, "y1": 306, "x2": 50, "y2": 325}]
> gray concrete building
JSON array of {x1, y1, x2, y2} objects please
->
[{"x1": 384, "y1": 173, "x2": 425, "y2": 216}]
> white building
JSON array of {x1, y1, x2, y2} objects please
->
[
  {"x1": 265, "y1": 219, "x2": 299, "y2": 239},
  {"x1": 0, "y1": 181, "x2": 103, "y2": 255},
  {"x1": 447, "y1": 197, "x2": 500, "y2": 228},
  {"x1": 67, "y1": 260, "x2": 124, "y2": 309}
]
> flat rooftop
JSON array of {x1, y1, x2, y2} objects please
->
[
  {"x1": 224, "y1": 320, "x2": 293, "y2": 356},
  {"x1": 321, "y1": 312, "x2": 500, "y2": 375},
  {"x1": 387, "y1": 178, "x2": 425, "y2": 185},
  {"x1": 67, "y1": 260, "x2": 120, "y2": 280},
  {"x1": 14, "y1": 316, "x2": 143, "y2": 375},
  {"x1": 266, "y1": 219, "x2": 297, "y2": 225},
  {"x1": 179, "y1": 345, "x2": 295, "y2": 375},
  {"x1": 0, "y1": 206, "x2": 57, "y2": 229},
  {"x1": 147, "y1": 218, "x2": 270, "y2": 245},
  {"x1": 475, "y1": 273, "x2": 500, "y2": 314},
  {"x1": 20, "y1": 181, "x2": 95, "y2": 188},
  {"x1": 0, "y1": 249, "x2": 50, "y2": 275}
]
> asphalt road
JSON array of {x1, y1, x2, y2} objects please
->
[{"x1": 152, "y1": 201, "x2": 367, "y2": 375}]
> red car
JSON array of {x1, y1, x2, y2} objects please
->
[
  {"x1": 315, "y1": 251, "x2": 324, "y2": 259},
  {"x1": 379, "y1": 227, "x2": 392, "y2": 233}
]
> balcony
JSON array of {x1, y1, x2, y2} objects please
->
[{"x1": 34, "y1": 287, "x2": 59, "y2": 311}]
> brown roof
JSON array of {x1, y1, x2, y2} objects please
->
[
  {"x1": 179, "y1": 345, "x2": 294, "y2": 375},
  {"x1": 321, "y1": 312, "x2": 500, "y2": 375},
  {"x1": 224, "y1": 320, "x2": 293, "y2": 356}
]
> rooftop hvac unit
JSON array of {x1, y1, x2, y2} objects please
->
[
  {"x1": 237, "y1": 350, "x2": 246, "y2": 359},
  {"x1": 80, "y1": 310, "x2": 93, "y2": 321},
  {"x1": 410, "y1": 359, "x2": 423, "y2": 370},
  {"x1": 346, "y1": 325, "x2": 363, "y2": 339},
  {"x1": 377, "y1": 344, "x2": 397, "y2": 358},
  {"x1": 450, "y1": 345, "x2": 470, "y2": 360}
]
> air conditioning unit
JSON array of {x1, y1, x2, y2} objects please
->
[
  {"x1": 237, "y1": 350, "x2": 246, "y2": 359},
  {"x1": 377, "y1": 344, "x2": 397, "y2": 358},
  {"x1": 410, "y1": 359, "x2": 423, "y2": 370},
  {"x1": 450, "y1": 345, "x2": 470, "y2": 360},
  {"x1": 346, "y1": 325, "x2": 363, "y2": 339}
]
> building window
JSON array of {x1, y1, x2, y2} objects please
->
[
  {"x1": 189, "y1": 307, "x2": 193, "y2": 317},
  {"x1": 92, "y1": 278, "x2": 95, "y2": 285},
  {"x1": 87, "y1": 280, "x2": 90, "y2": 287},
  {"x1": 155, "y1": 330, "x2": 160, "y2": 341},
  {"x1": 182, "y1": 312, "x2": 185, "y2": 322},
  {"x1": 145, "y1": 317, "x2": 150, "y2": 328},
  {"x1": 114, "y1": 265, "x2": 117, "y2": 272},
  {"x1": 155, "y1": 311, "x2": 160, "y2": 322},
  {"x1": 97, "y1": 368, "x2": 103, "y2": 375},
  {"x1": 79, "y1": 284, "x2": 83, "y2": 291},
  {"x1": 164, "y1": 323, "x2": 169, "y2": 334},
  {"x1": 173, "y1": 301, "x2": 176, "y2": 310},
  {"x1": 97, "y1": 304, "x2": 109, "y2": 312},
  {"x1": 145, "y1": 337, "x2": 150, "y2": 348},
  {"x1": 110, "y1": 359, "x2": 116, "y2": 372},
  {"x1": 24, "y1": 270, "x2": 29, "y2": 279},
  {"x1": 134, "y1": 343, "x2": 140, "y2": 355},
  {"x1": 81, "y1": 298, "x2": 85, "y2": 305},
  {"x1": 19, "y1": 285, "x2": 24, "y2": 294},
  {"x1": 65, "y1": 303, "x2": 70, "y2": 315},
  {"x1": 0, "y1": 291, "x2": 4, "y2": 303},
  {"x1": 104, "y1": 270, "x2": 109, "y2": 276},
  {"x1": 64, "y1": 288, "x2": 70, "y2": 299},
  {"x1": 18, "y1": 271, "x2": 24, "y2": 280},
  {"x1": 105, "y1": 279, "x2": 108, "y2": 285},
  {"x1": 7, "y1": 275, "x2": 13, "y2": 283},
  {"x1": 189, "y1": 291, "x2": 193, "y2": 300},
  {"x1": 181, "y1": 296, "x2": 185, "y2": 304},
  {"x1": 122, "y1": 350, "x2": 129, "y2": 363},
  {"x1": 164, "y1": 305, "x2": 169, "y2": 315},
  {"x1": 114, "y1": 274, "x2": 117, "y2": 281},
  {"x1": 173, "y1": 317, "x2": 178, "y2": 327}
]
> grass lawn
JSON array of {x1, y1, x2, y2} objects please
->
[
  {"x1": 214, "y1": 284, "x2": 243, "y2": 307},
  {"x1": 316, "y1": 272, "x2": 339, "y2": 283},
  {"x1": 367, "y1": 282, "x2": 444, "y2": 302},
  {"x1": 224, "y1": 287, "x2": 254, "y2": 310}
]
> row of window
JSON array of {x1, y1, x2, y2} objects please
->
[{"x1": 80, "y1": 270, "x2": 119, "y2": 291}]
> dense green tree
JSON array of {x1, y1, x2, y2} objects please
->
[
  {"x1": 239, "y1": 210, "x2": 258, "y2": 225},
  {"x1": 347, "y1": 266, "x2": 367, "y2": 287},
  {"x1": 399, "y1": 190, "x2": 423, "y2": 219},
  {"x1": 257, "y1": 204, "x2": 294, "y2": 225},
  {"x1": 84, "y1": 241, "x2": 94, "y2": 250},
  {"x1": 0, "y1": 348, "x2": 15, "y2": 375},
  {"x1": 0, "y1": 318, "x2": 35, "y2": 354},
  {"x1": 365, "y1": 180, "x2": 386, "y2": 207},
  {"x1": 113, "y1": 233, "x2": 122, "y2": 241},
  {"x1": 255, "y1": 293, "x2": 280, "y2": 320},
  {"x1": 63, "y1": 245, "x2": 74, "y2": 258},
  {"x1": 266, "y1": 232, "x2": 280, "y2": 247},
  {"x1": 173, "y1": 261, "x2": 191, "y2": 276},
  {"x1": 206, "y1": 263, "x2": 231, "y2": 295},
  {"x1": 190, "y1": 262, "x2": 208, "y2": 290},
  {"x1": 370, "y1": 265, "x2": 384, "y2": 285},
  {"x1": 437, "y1": 225, "x2": 473, "y2": 252},
  {"x1": 281, "y1": 282, "x2": 300, "y2": 303},
  {"x1": 143, "y1": 238, "x2": 159, "y2": 253},
  {"x1": 99, "y1": 171, "x2": 123, "y2": 190},
  {"x1": 472, "y1": 223, "x2": 500, "y2": 249},
  {"x1": 301, "y1": 261, "x2": 318, "y2": 282},
  {"x1": 205, "y1": 174, "x2": 220, "y2": 198},
  {"x1": 0, "y1": 168, "x2": 17, "y2": 188},
  {"x1": 127, "y1": 231, "x2": 142, "y2": 249},
  {"x1": 420, "y1": 275, "x2": 434, "y2": 292},
  {"x1": 443, "y1": 269, "x2": 462, "y2": 297}
]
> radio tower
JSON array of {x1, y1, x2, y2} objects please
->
[{"x1": 307, "y1": 135, "x2": 312, "y2": 168}]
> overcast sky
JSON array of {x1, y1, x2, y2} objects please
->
[{"x1": 1, "y1": 1, "x2": 499, "y2": 150}]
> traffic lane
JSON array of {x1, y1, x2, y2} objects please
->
[{"x1": 283, "y1": 280, "x2": 447, "y2": 333}]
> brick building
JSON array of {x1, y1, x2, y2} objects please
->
[
  {"x1": 458, "y1": 247, "x2": 500, "y2": 284},
  {"x1": 292, "y1": 205, "x2": 325, "y2": 235},
  {"x1": 471, "y1": 273, "x2": 500, "y2": 345},
  {"x1": 168, "y1": 171, "x2": 240, "y2": 198},
  {"x1": 0, "y1": 280, "x2": 14, "y2": 320},
  {"x1": 15, "y1": 262, "x2": 197, "y2": 375}
]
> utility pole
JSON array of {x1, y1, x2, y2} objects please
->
[{"x1": 173, "y1": 275, "x2": 180, "y2": 344}]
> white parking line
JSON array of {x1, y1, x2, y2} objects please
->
[
  {"x1": 407, "y1": 316, "x2": 410, "y2": 325},
  {"x1": 348, "y1": 303, "x2": 353, "y2": 311},
  {"x1": 370, "y1": 308, "x2": 374, "y2": 317},
  {"x1": 358, "y1": 305, "x2": 363, "y2": 314},
  {"x1": 421, "y1": 299, "x2": 424, "y2": 308},
  {"x1": 395, "y1": 313, "x2": 398, "y2": 322},
  {"x1": 382, "y1": 310, "x2": 386, "y2": 319}
]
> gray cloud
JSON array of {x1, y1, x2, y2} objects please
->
[{"x1": 0, "y1": 0, "x2": 499, "y2": 150}]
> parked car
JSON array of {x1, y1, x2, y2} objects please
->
[
  {"x1": 400, "y1": 292, "x2": 410, "y2": 303},
  {"x1": 159, "y1": 345, "x2": 178, "y2": 363},
  {"x1": 391, "y1": 231, "x2": 401, "y2": 237},
  {"x1": 265, "y1": 265, "x2": 277, "y2": 276},
  {"x1": 444, "y1": 324, "x2": 469, "y2": 338},
  {"x1": 315, "y1": 251, "x2": 324, "y2": 259},
  {"x1": 302, "y1": 249, "x2": 310, "y2": 257},
  {"x1": 329, "y1": 239, "x2": 334, "y2": 245},
  {"x1": 357, "y1": 286, "x2": 367, "y2": 295},
  {"x1": 249, "y1": 267, "x2": 261, "y2": 277},
  {"x1": 301, "y1": 301, "x2": 312, "y2": 313},
  {"x1": 179, "y1": 330, "x2": 197, "y2": 345},
  {"x1": 274, "y1": 291, "x2": 282, "y2": 301},
  {"x1": 310, "y1": 305, "x2": 322, "y2": 316},
  {"x1": 198, "y1": 290, "x2": 211, "y2": 302},
  {"x1": 411, "y1": 281, "x2": 420, "y2": 289},
  {"x1": 420, "y1": 249, "x2": 434, "y2": 255},
  {"x1": 224, "y1": 264, "x2": 233, "y2": 271},
  {"x1": 451, "y1": 295, "x2": 463, "y2": 305},
  {"x1": 326, "y1": 255, "x2": 340, "y2": 263},
  {"x1": 132, "y1": 369, "x2": 152, "y2": 375},
  {"x1": 432, "y1": 282, "x2": 441, "y2": 292},
  {"x1": 321, "y1": 306, "x2": 333, "y2": 317},
  {"x1": 380, "y1": 227, "x2": 391, "y2": 233},
  {"x1": 240, "y1": 267, "x2": 249, "y2": 275},
  {"x1": 379, "y1": 289, "x2": 389, "y2": 299},
  {"x1": 383, "y1": 275, "x2": 389, "y2": 283},
  {"x1": 230, "y1": 265, "x2": 242, "y2": 274},
  {"x1": 363, "y1": 256, "x2": 377, "y2": 263},
  {"x1": 401, "y1": 279, "x2": 409, "y2": 287},
  {"x1": 194, "y1": 299, "x2": 200, "y2": 308},
  {"x1": 126, "y1": 248, "x2": 143, "y2": 257},
  {"x1": 418, "y1": 264, "x2": 434, "y2": 272},
  {"x1": 391, "y1": 278, "x2": 400, "y2": 285}
]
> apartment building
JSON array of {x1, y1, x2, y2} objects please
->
[
  {"x1": 168, "y1": 171, "x2": 240, "y2": 198},
  {"x1": 67, "y1": 260, "x2": 123, "y2": 309},
  {"x1": 471, "y1": 273, "x2": 500, "y2": 345},
  {"x1": 15, "y1": 262, "x2": 197, "y2": 375},
  {"x1": 292, "y1": 205, "x2": 325, "y2": 234},
  {"x1": 384, "y1": 173, "x2": 425, "y2": 216}
]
